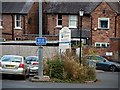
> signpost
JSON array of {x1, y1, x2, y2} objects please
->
[
  {"x1": 36, "y1": 37, "x2": 46, "y2": 45},
  {"x1": 59, "y1": 27, "x2": 71, "y2": 53},
  {"x1": 36, "y1": 37, "x2": 46, "y2": 77},
  {"x1": 37, "y1": 0, "x2": 43, "y2": 79}
]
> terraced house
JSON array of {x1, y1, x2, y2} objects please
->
[
  {"x1": 0, "y1": 1, "x2": 39, "y2": 40},
  {"x1": 44, "y1": 1, "x2": 120, "y2": 60}
]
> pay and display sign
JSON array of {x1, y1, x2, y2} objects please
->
[{"x1": 36, "y1": 37, "x2": 47, "y2": 45}]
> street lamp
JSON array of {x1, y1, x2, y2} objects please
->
[{"x1": 79, "y1": 9, "x2": 84, "y2": 65}]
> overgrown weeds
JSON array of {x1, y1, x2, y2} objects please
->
[{"x1": 44, "y1": 50, "x2": 96, "y2": 83}]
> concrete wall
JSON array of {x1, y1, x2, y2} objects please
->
[{"x1": 1, "y1": 45, "x2": 58, "y2": 59}]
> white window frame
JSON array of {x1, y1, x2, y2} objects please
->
[
  {"x1": 56, "y1": 14, "x2": 62, "y2": 28},
  {"x1": 69, "y1": 15, "x2": 77, "y2": 28},
  {"x1": 0, "y1": 14, "x2": 2, "y2": 29},
  {"x1": 14, "y1": 15, "x2": 22, "y2": 29},
  {"x1": 98, "y1": 18, "x2": 110, "y2": 29},
  {"x1": 95, "y1": 42, "x2": 109, "y2": 48}
]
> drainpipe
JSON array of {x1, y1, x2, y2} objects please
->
[
  {"x1": 118, "y1": 39, "x2": 120, "y2": 60},
  {"x1": 11, "y1": 14, "x2": 14, "y2": 40},
  {"x1": 45, "y1": 14, "x2": 48, "y2": 34},
  {"x1": 114, "y1": 15, "x2": 117, "y2": 37},
  {"x1": 90, "y1": 15, "x2": 92, "y2": 46},
  {"x1": 23, "y1": 15, "x2": 25, "y2": 34}
]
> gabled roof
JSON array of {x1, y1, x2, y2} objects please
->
[
  {"x1": 2, "y1": 2, "x2": 34, "y2": 14},
  {"x1": 44, "y1": 2, "x2": 120, "y2": 14},
  {"x1": 107, "y1": 2, "x2": 120, "y2": 14}
]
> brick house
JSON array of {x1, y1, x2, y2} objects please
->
[
  {"x1": 0, "y1": 2, "x2": 39, "y2": 40},
  {"x1": 44, "y1": 1, "x2": 120, "y2": 60}
]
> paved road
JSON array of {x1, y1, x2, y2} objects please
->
[{"x1": 1, "y1": 72, "x2": 119, "y2": 88}]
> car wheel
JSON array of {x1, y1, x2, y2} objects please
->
[
  {"x1": 21, "y1": 74, "x2": 26, "y2": 80},
  {"x1": 109, "y1": 65, "x2": 116, "y2": 72},
  {"x1": 21, "y1": 71, "x2": 27, "y2": 80}
]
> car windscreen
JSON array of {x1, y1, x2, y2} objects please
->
[
  {"x1": 1, "y1": 56, "x2": 22, "y2": 62},
  {"x1": 26, "y1": 57, "x2": 38, "y2": 62}
]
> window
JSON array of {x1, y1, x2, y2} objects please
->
[
  {"x1": 95, "y1": 42, "x2": 109, "y2": 48},
  {"x1": 69, "y1": 15, "x2": 77, "y2": 28},
  {"x1": 98, "y1": 18, "x2": 109, "y2": 29},
  {"x1": 15, "y1": 15, "x2": 21, "y2": 29},
  {"x1": 82, "y1": 39, "x2": 87, "y2": 45},
  {"x1": 57, "y1": 14, "x2": 62, "y2": 27},
  {"x1": 0, "y1": 14, "x2": 2, "y2": 28}
]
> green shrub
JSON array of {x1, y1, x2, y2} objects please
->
[
  {"x1": 45, "y1": 50, "x2": 96, "y2": 82},
  {"x1": 46, "y1": 60, "x2": 64, "y2": 79}
]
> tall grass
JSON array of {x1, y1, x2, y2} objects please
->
[{"x1": 45, "y1": 50, "x2": 96, "y2": 82}]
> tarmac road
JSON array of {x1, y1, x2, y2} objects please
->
[{"x1": 1, "y1": 72, "x2": 119, "y2": 89}]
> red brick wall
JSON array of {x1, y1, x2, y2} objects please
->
[
  {"x1": 27, "y1": 2, "x2": 39, "y2": 34},
  {"x1": 46, "y1": 14, "x2": 91, "y2": 40},
  {"x1": 2, "y1": 15, "x2": 13, "y2": 40},
  {"x1": 62, "y1": 15, "x2": 69, "y2": 27},
  {"x1": 82, "y1": 16, "x2": 91, "y2": 31},
  {"x1": 2, "y1": 14, "x2": 26, "y2": 40},
  {"x1": 2, "y1": 15, "x2": 12, "y2": 33},
  {"x1": 14, "y1": 15, "x2": 25, "y2": 39},
  {"x1": 2, "y1": 2, "x2": 39, "y2": 40},
  {"x1": 83, "y1": 46, "x2": 109, "y2": 56},
  {"x1": 91, "y1": 2, "x2": 117, "y2": 44},
  {"x1": 47, "y1": 14, "x2": 56, "y2": 35},
  {"x1": 109, "y1": 38, "x2": 120, "y2": 60},
  {"x1": 116, "y1": 15, "x2": 120, "y2": 38}
]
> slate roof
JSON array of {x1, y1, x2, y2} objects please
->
[
  {"x1": 44, "y1": 2, "x2": 120, "y2": 14},
  {"x1": 2, "y1": 2, "x2": 34, "y2": 14},
  {"x1": 107, "y1": 2, "x2": 120, "y2": 14}
]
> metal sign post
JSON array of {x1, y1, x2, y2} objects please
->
[
  {"x1": 38, "y1": 0, "x2": 43, "y2": 78},
  {"x1": 36, "y1": 37, "x2": 46, "y2": 77}
]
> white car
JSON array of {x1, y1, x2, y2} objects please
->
[
  {"x1": 25, "y1": 56, "x2": 38, "y2": 76},
  {"x1": 0, "y1": 55, "x2": 29, "y2": 79}
]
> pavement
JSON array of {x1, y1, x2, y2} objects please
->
[
  {"x1": 2, "y1": 72, "x2": 119, "y2": 88},
  {"x1": 30, "y1": 76, "x2": 50, "y2": 82},
  {"x1": 96, "y1": 70, "x2": 104, "y2": 73},
  {"x1": 30, "y1": 70, "x2": 104, "y2": 82}
]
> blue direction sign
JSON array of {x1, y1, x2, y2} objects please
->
[{"x1": 36, "y1": 37, "x2": 46, "y2": 45}]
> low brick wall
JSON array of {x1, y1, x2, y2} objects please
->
[{"x1": 83, "y1": 45, "x2": 119, "y2": 61}]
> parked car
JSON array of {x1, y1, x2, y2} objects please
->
[
  {"x1": 86, "y1": 55, "x2": 120, "y2": 72},
  {"x1": 25, "y1": 56, "x2": 38, "y2": 76},
  {"x1": 0, "y1": 55, "x2": 29, "y2": 79}
]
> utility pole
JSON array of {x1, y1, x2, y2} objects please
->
[
  {"x1": 38, "y1": 0, "x2": 43, "y2": 77},
  {"x1": 79, "y1": 9, "x2": 84, "y2": 65}
]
